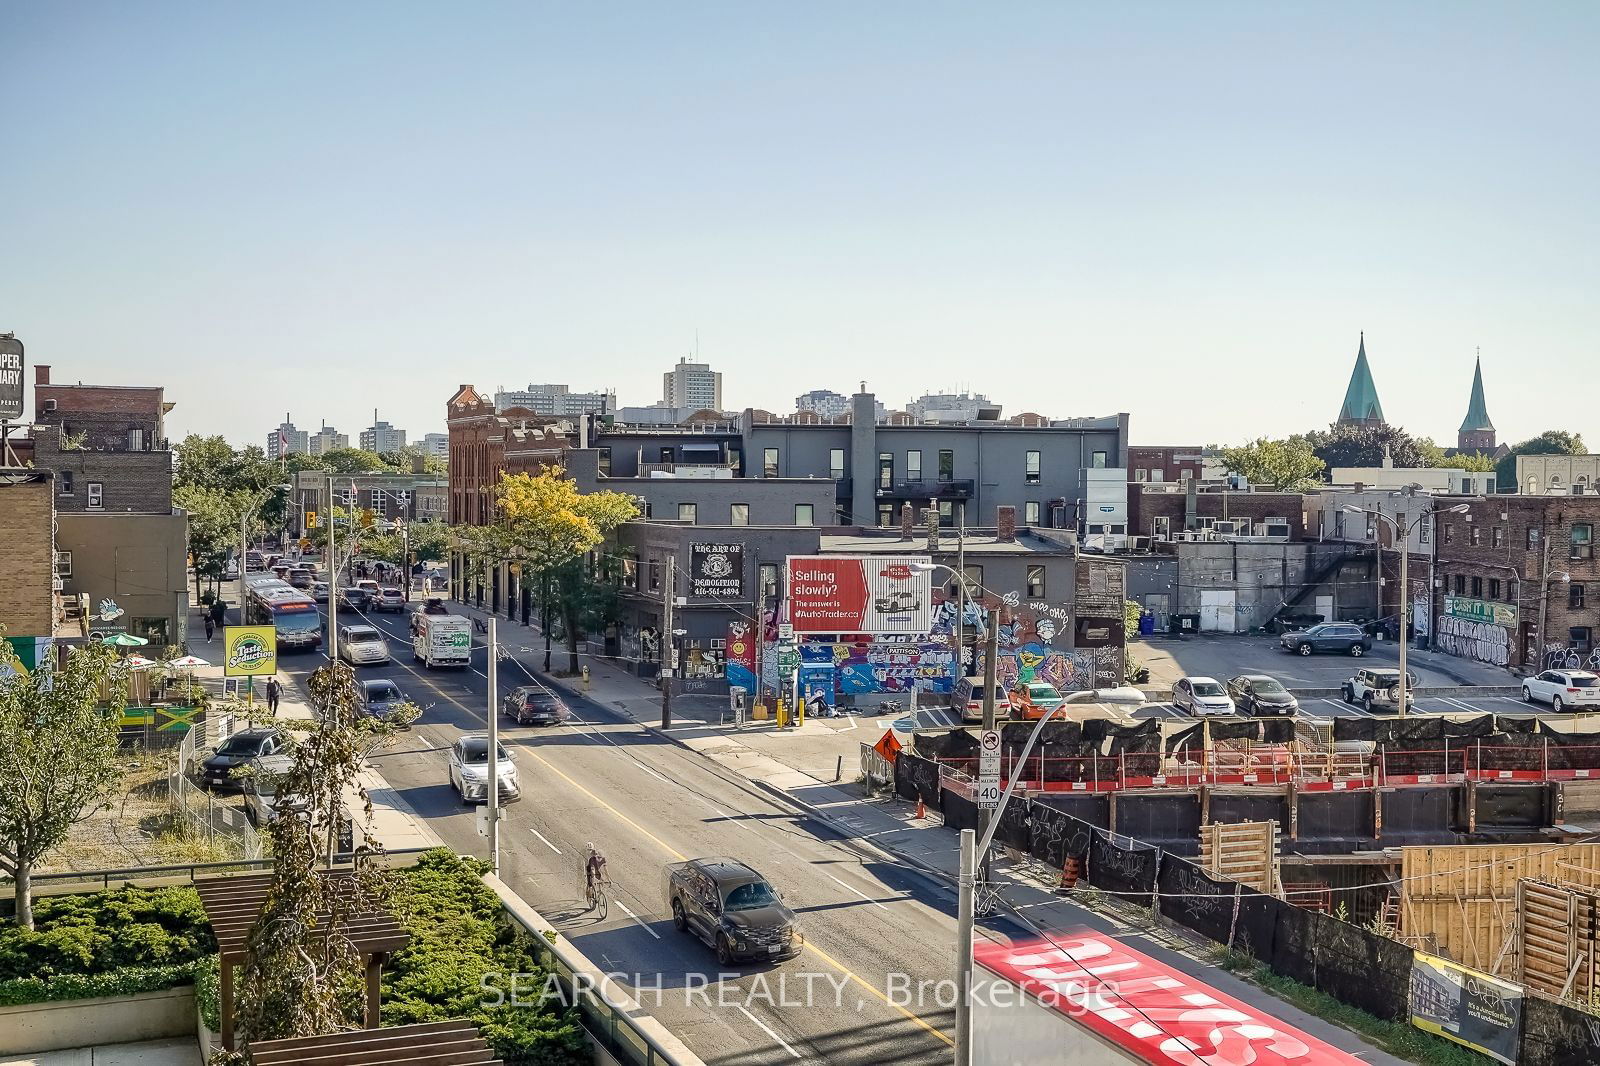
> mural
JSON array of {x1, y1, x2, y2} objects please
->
[
  {"x1": 799, "y1": 641, "x2": 957, "y2": 694},
  {"x1": 978, "y1": 644, "x2": 1121, "y2": 692},
  {"x1": 1544, "y1": 643, "x2": 1600, "y2": 672},
  {"x1": 726, "y1": 621, "x2": 757, "y2": 693},
  {"x1": 1436, "y1": 616, "x2": 1511, "y2": 667}
]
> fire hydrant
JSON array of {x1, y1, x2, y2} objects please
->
[{"x1": 580, "y1": 664, "x2": 591, "y2": 691}]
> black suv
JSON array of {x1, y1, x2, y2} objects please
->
[
  {"x1": 1279, "y1": 622, "x2": 1370, "y2": 657},
  {"x1": 199, "y1": 727, "x2": 290, "y2": 789},
  {"x1": 666, "y1": 858, "x2": 802, "y2": 965}
]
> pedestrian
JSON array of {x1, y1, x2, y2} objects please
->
[
  {"x1": 265, "y1": 677, "x2": 282, "y2": 716},
  {"x1": 203, "y1": 613, "x2": 215, "y2": 643},
  {"x1": 209, "y1": 597, "x2": 226, "y2": 629}
]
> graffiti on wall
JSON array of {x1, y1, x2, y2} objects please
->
[
  {"x1": 1544, "y1": 643, "x2": 1600, "y2": 671},
  {"x1": 799, "y1": 641, "x2": 957, "y2": 694},
  {"x1": 1435, "y1": 616, "x2": 1510, "y2": 667},
  {"x1": 980, "y1": 644, "x2": 1122, "y2": 692}
]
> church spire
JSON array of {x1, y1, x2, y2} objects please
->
[
  {"x1": 1459, "y1": 350, "x2": 1494, "y2": 433},
  {"x1": 1337, "y1": 332, "x2": 1386, "y2": 426}
]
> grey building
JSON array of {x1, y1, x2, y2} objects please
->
[
  {"x1": 494, "y1": 383, "x2": 616, "y2": 417},
  {"x1": 308, "y1": 423, "x2": 350, "y2": 455},
  {"x1": 566, "y1": 449, "x2": 835, "y2": 527},
  {"x1": 663, "y1": 357, "x2": 722, "y2": 412},
  {"x1": 267, "y1": 416, "x2": 309, "y2": 459},
  {"x1": 359, "y1": 417, "x2": 407, "y2": 454},
  {"x1": 420, "y1": 432, "x2": 449, "y2": 459}
]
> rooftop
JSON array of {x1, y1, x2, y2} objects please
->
[{"x1": 819, "y1": 528, "x2": 1075, "y2": 555}]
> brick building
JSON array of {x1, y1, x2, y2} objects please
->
[
  {"x1": 0, "y1": 470, "x2": 57, "y2": 641},
  {"x1": 1433, "y1": 496, "x2": 1600, "y2": 671},
  {"x1": 1127, "y1": 446, "x2": 1205, "y2": 485},
  {"x1": 1129, "y1": 484, "x2": 1307, "y2": 543},
  {"x1": 31, "y1": 364, "x2": 174, "y2": 513}
]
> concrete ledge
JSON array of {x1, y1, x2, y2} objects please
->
[{"x1": 0, "y1": 985, "x2": 195, "y2": 1056}]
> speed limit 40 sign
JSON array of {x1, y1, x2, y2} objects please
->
[{"x1": 978, "y1": 729, "x2": 1002, "y2": 809}]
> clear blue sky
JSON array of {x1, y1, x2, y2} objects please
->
[{"x1": 3, "y1": 2, "x2": 1596, "y2": 452}]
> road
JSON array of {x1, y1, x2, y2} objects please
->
[{"x1": 277, "y1": 600, "x2": 960, "y2": 1066}]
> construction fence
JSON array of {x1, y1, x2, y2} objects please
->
[{"x1": 167, "y1": 713, "x2": 263, "y2": 860}]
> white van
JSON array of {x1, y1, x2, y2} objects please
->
[
  {"x1": 952, "y1": 676, "x2": 1012, "y2": 724},
  {"x1": 413, "y1": 614, "x2": 472, "y2": 669}
]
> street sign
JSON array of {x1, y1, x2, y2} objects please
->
[
  {"x1": 977, "y1": 728, "x2": 1002, "y2": 809},
  {"x1": 778, "y1": 622, "x2": 794, "y2": 641}
]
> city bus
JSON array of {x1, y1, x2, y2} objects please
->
[{"x1": 243, "y1": 574, "x2": 323, "y2": 651}]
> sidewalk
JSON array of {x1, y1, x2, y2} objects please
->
[{"x1": 1, "y1": 1038, "x2": 201, "y2": 1065}]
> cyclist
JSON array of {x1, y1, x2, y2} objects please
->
[{"x1": 584, "y1": 842, "x2": 608, "y2": 902}]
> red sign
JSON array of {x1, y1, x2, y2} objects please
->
[
  {"x1": 880, "y1": 563, "x2": 913, "y2": 580},
  {"x1": 974, "y1": 934, "x2": 1363, "y2": 1066},
  {"x1": 785, "y1": 555, "x2": 931, "y2": 634},
  {"x1": 726, "y1": 621, "x2": 756, "y2": 673}
]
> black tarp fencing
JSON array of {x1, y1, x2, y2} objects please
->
[
  {"x1": 1114, "y1": 793, "x2": 1200, "y2": 853},
  {"x1": 1207, "y1": 792, "x2": 1290, "y2": 828},
  {"x1": 894, "y1": 753, "x2": 941, "y2": 806},
  {"x1": 1269, "y1": 904, "x2": 1414, "y2": 1022},
  {"x1": 942, "y1": 787, "x2": 978, "y2": 830},
  {"x1": 1294, "y1": 790, "x2": 1374, "y2": 843},
  {"x1": 994, "y1": 791, "x2": 1033, "y2": 852},
  {"x1": 1088, "y1": 828, "x2": 1160, "y2": 902},
  {"x1": 1517, "y1": 992, "x2": 1600, "y2": 1066},
  {"x1": 1469, "y1": 784, "x2": 1548, "y2": 829},
  {"x1": 1209, "y1": 720, "x2": 1262, "y2": 743},
  {"x1": 1259, "y1": 719, "x2": 1295, "y2": 744},
  {"x1": 1378, "y1": 785, "x2": 1455, "y2": 846},
  {"x1": 1157, "y1": 854, "x2": 1283, "y2": 962},
  {"x1": 1027, "y1": 801, "x2": 1097, "y2": 870},
  {"x1": 1033, "y1": 793, "x2": 1109, "y2": 829},
  {"x1": 1165, "y1": 723, "x2": 1203, "y2": 754}
]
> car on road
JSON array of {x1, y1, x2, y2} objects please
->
[
  {"x1": 952, "y1": 676, "x2": 1012, "y2": 724},
  {"x1": 1342, "y1": 668, "x2": 1417, "y2": 713},
  {"x1": 340, "y1": 586, "x2": 372, "y2": 610},
  {"x1": 418, "y1": 597, "x2": 451, "y2": 616},
  {"x1": 286, "y1": 567, "x2": 315, "y2": 590},
  {"x1": 1010, "y1": 681, "x2": 1065, "y2": 720},
  {"x1": 360, "y1": 678, "x2": 411, "y2": 721},
  {"x1": 339, "y1": 624, "x2": 391, "y2": 665},
  {"x1": 503, "y1": 684, "x2": 569, "y2": 726},
  {"x1": 1225, "y1": 675, "x2": 1300, "y2": 717},
  {"x1": 311, "y1": 581, "x2": 329, "y2": 603},
  {"x1": 241, "y1": 753, "x2": 296, "y2": 826},
  {"x1": 1523, "y1": 670, "x2": 1600, "y2": 711},
  {"x1": 1172, "y1": 676, "x2": 1235, "y2": 717},
  {"x1": 666, "y1": 857, "x2": 802, "y2": 965},
  {"x1": 1279, "y1": 622, "x2": 1370, "y2": 657},
  {"x1": 372, "y1": 588, "x2": 406, "y2": 612},
  {"x1": 198, "y1": 727, "x2": 290, "y2": 790},
  {"x1": 448, "y1": 732, "x2": 519, "y2": 804},
  {"x1": 356, "y1": 579, "x2": 382, "y2": 598}
]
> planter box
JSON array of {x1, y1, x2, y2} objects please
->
[{"x1": 0, "y1": 984, "x2": 196, "y2": 1055}]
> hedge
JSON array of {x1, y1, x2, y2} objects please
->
[
  {"x1": 0, "y1": 885, "x2": 214, "y2": 980},
  {"x1": 0, "y1": 962, "x2": 199, "y2": 1007}
]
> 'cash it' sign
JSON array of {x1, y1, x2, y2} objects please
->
[{"x1": 785, "y1": 555, "x2": 930, "y2": 635}]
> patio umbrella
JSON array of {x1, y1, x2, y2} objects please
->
[
  {"x1": 123, "y1": 655, "x2": 158, "y2": 669},
  {"x1": 167, "y1": 655, "x2": 210, "y2": 668},
  {"x1": 104, "y1": 632, "x2": 149, "y2": 647}
]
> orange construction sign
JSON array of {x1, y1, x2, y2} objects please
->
[{"x1": 873, "y1": 730, "x2": 903, "y2": 764}]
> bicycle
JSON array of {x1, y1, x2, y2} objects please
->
[{"x1": 583, "y1": 845, "x2": 610, "y2": 919}]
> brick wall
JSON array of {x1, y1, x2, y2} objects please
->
[
  {"x1": 0, "y1": 473, "x2": 56, "y2": 636},
  {"x1": 1128, "y1": 446, "x2": 1204, "y2": 484},
  {"x1": 1130, "y1": 488, "x2": 1308, "y2": 540},
  {"x1": 32, "y1": 427, "x2": 174, "y2": 513}
]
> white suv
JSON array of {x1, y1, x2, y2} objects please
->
[
  {"x1": 1343, "y1": 668, "x2": 1417, "y2": 713},
  {"x1": 1523, "y1": 670, "x2": 1600, "y2": 712},
  {"x1": 339, "y1": 624, "x2": 391, "y2": 665}
]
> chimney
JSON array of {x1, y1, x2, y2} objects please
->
[
  {"x1": 35, "y1": 364, "x2": 49, "y2": 385},
  {"x1": 925, "y1": 503, "x2": 941, "y2": 552},
  {"x1": 900, "y1": 501, "x2": 914, "y2": 541},
  {"x1": 997, "y1": 505, "x2": 1016, "y2": 542}
]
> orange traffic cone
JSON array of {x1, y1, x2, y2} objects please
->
[
  {"x1": 1056, "y1": 857, "x2": 1081, "y2": 893},
  {"x1": 914, "y1": 797, "x2": 927, "y2": 820}
]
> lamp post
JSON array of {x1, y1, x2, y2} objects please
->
[{"x1": 1345, "y1": 501, "x2": 1470, "y2": 715}]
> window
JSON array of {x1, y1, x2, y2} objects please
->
[
  {"x1": 1026, "y1": 564, "x2": 1045, "y2": 599},
  {"x1": 1574, "y1": 626, "x2": 1594, "y2": 650},
  {"x1": 1461, "y1": 478, "x2": 1472, "y2": 494},
  {"x1": 794, "y1": 503, "x2": 814, "y2": 526},
  {"x1": 1489, "y1": 578, "x2": 1501, "y2": 599},
  {"x1": 1572, "y1": 584, "x2": 1587, "y2": 610},
  {"x1": 729, "y1": 504, "x2": 749, "y2": 526},
  {"x1": 763, "y1": 448, "x2": 779, "y2": 478},
  {"x1": 1443, "y1": 523, "x2": 1454, "y2": 545},
  {"x1": 878, "y1": 452, "x2": 893, "y2": 489},
  {"x1": 1492, "y1": 527, "x2": 1505, "y2": 549},
  {"x1": 659, "y1": 446, "x2": 674, "y2": 465},
  {"x1": 597, "y1": 448, "x2": 611, "y2": 476},
  {"x1": 1469, "y1": 525, "x2": 1481, "y2": 546},
  {"x1": 1454, "y1": 574, "x2": 1465, "y2": 595},
  {"x1": 1420, "y1": 521, "x2": 1430, "y2": 545},
  {"x1": 648, "y1": 561, "x2": 661, "y2": 592},
  {"x1": 1134, "y1": 469, "x2": 1149, "y2": 482},
  {"x1": 1025, "y1": 501, "x2": 1040, "y2": 525},
  {"x1": 129, "y1": 428, "x2": 144, "y2": 450},
  {"x1": 678, "y1": 503, "x2": 697, "y2": 524},
  {"x1": 1528, "y1": 527, "x2": 1542, "y2": 550},
  {"x1": 1091, "y1": 451, "x2": 1107, "y2": 469},
  {"x1": 1333, "y1": 513, "x2": 1345, "y2": 539},
  {"x1": 1573, "y1": 523, "x2": 1594, "y2": 560},
  {"x1": 877, "y1": 504, "x2": 894, "y2": 526},
  {"x1": 759, "y1": 564, "x2": 778, "y2": 602},
  {"x1": 1025, "y1": 450, "x2": 1041, "y2": 484},
  {"x1": 829, "y1": 448, "x2": 845, "y2": 480},
  {"x1": 906, "y1": 450, "x2": 922, "y2": 482},
  {"x1": 58, "y1": 470, "x2": 73, "y2": 495},
  {"x1": 1471, "y1": 576, "x2": 1483, "y2": 597},
  {"x1": 1527, "y1": 476, "x2": 1540, "y2": 494},
  {"x1": 87, "y1": 482, "x2": 103, "y2": 509},
  {"x1": 621, "y1": 556, "x2": 639, "y2": 589},
  {"x1": 938, "y1": 450, "x2": 954, "y2": 481},
  {"x1": 938, "y1": 500, "x2": 954, "y2": 523},
  {"x1": 963, "y1": 565, "x2": 983, "y2": 594},
  {"x1": 54, "y1": 551, "x2": 72, "y2": 577}
]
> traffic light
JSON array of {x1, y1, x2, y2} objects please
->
[{"x1": 306, "y1": 511, "x2": 319, "y2": 529}]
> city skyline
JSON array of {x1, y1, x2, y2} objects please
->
[{"x1": 3, "y1": 4, "x2": 1596, "y2": 451}]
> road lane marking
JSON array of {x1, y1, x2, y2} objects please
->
[
  {"x1": 802, "y1": 940, "x2": 953, "y2": 1046},
  {"x1": 529, "y1": 828, "x2": 563, "y2": 855},
  {"x1": 517, "y1": 748, "x2": 688, "y2": 861},
  {"x1": 736, "y1": 1004, "x2": 801, "y2": 1059},
  {"x1": 614, "y1": 900, "x2": 661, "y2": 940},
  {"x1": 828, "y1": 873, "x2": 889, "y2": 911}
]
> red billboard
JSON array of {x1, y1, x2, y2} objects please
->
[
  {"x1": 974, "y1": 934, "x2": 1364, "y2": 1065},
  {"x1": 785, "y1": 555, "x2": 931, "y2": 635}
]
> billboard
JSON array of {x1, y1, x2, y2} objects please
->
[
  {"x1": 1443, "y1": 595, "x2": 1517, "y2": 628},
  {"x1": 0, "y1": 335, "x2": 22, "y2": 421},
  {"x1": 689, "y1": 542, "x2": 745, "y2": 600},
  {"x1": 1409, "y1": 953, "x2": 1521, "y2": 1064},
  {"x1": 223, "y1": 625, "x2": 278, "y2": 678},
  {"x1": 785, "y1": 555, "x2": 931, "y2": 634}
]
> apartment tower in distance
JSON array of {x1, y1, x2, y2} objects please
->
[{"x1": 663, "y1": 357, "x2": 722, "y2": 413}]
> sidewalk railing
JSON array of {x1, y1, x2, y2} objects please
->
[{"x1": 167, "y1": 720, "x2": 264, "y2": 860}]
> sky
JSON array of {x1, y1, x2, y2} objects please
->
[{"x1": 3, "y1": 2, "x2": 1597, "y2": 452}]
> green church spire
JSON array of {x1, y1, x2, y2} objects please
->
[
  {"x1": 1459, "y1": 353, "x2": 1494, "y2": 433},
  {"x1": 1337, "y1": 332, "x2": 1385, "y2": 425}
]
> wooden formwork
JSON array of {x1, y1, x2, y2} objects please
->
[
  {"x1": 1399, "y1": 844, "x2": 1600, "y2": 974},
  {"x1": 1199, "y1": 820, "x2": 1279, "y2": 894},
  {"x1": 1517, "y1": 878, "x2": 1600, "y2": 1003}
]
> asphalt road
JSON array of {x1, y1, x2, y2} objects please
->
[{"x1": 276, "y1": 601, "x2": 961, "y2": 1066}]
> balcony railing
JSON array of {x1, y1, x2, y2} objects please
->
[{"x1": 876, "y1": 478, "x2": 975, "y2": 499}]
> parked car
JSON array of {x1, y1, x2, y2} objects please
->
[
  {"x1": 952, "y1": 676, "x2": 1012, "y2": 724},
  {"x1": 1342, "y1": 668, "x2": 1418, "y2": 713},
  {"x1": 356, "y1": 579, "x2": 382, "y2": 597},
  {"x1": 198, "y1": 727, "x2": 290, "y2": 790},
  {"x1": 341, "y1": 586, "x2": 372, "y2": 610},
  {"x1": 311, "y1": 581, "x2": 330, "y2": 603},
  {"x1": 242, "y1": 753, "x2": 353, "y2": 850},
  {"x1": 666, "y1": 857, "x2": 802, "y2": 965},
  {"x1": 360, "y1": 678, "x2": 410, "y2": 720},
  {"x1": 1062, "y1": 686, "x2": 1148, "y2": 709},
  {"x1": 1523, "y1": 670, "x2": 1600, "y2": 711},
  {"x1": 339, "y1": 624, "x2": 391, "y2": 665},
  {"x1": 1226, "y1": 675, "x2": 1300, "y2": 717},
  {"x1": 503, "y1": 684, "x2": 569, "y2": 726},
  {"x1": 1172, "y1": 676, "x2": 1236, "y2": 717},
  {"x1": 1279, "y1": 622, "x2": 1370, "y2": 657},
  {"x1": 449, "y1": 732, "x2": 519, "y2": 804},
  {"x1": 372, "y1": 588, "x2": 406, "y2": 612},
  {"x1": 1010, "y1": 681, "x2": 1065, "y2": 720}
]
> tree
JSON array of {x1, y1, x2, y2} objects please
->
[
  {"x1": 1497, "y1": 430, "x2": 1587, "y2": 492},
  {"x1": 317, "y1": 448, "x2": 390, "y2": 474},
  {"x1": 1298, "y1": 423, "x2": 1428, "y2": 472},
  {"x1": 0, "y1": 637, "x2": 127, "y2": 928},
  {"x1": 1215, "y1": 437, "x2": 1325, "y2": 490}
]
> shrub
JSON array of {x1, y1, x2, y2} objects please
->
[
  {"x1": 0, "y1": 885, "x2": 214, "y2": 980},
  {"x1": 0, "y1": 963, "x2": 198, "y2": 1007},
  {"x1": 194, "y1": 954, "x2": 221, "y2": 1032}
]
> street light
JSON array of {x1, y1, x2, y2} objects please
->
[{"x1": 1343, "y1": 502, "x2": 1470, "y2": 715}]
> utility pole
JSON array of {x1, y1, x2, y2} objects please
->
[
  {"x1": 1397, "y1": 528, "x2": 1410, "y2": 718},
  {"x1": 487, "y1": 616, "x2": 501, "y2": 875},
  {"x1": 661, "y1": 555, "x2": 675, "y2": 729},
  {"x1": 1537, "y1": 525, "x2": 1554, "y2": 670},
  {"x1": 954, "y1": 505, "x2": 967, "y2": 674},
  {"x1": 542, "y1": 569, "x2": 552, "y2": 672},
  {"x1": 326, "y1": 476, "x2": 339, "y2": 663},
  {"x1": 954, "y1": 827, "x2": 976, "y2": 1066},
  {"x1": 751, "y1": 550, "x2": 763, "y2": 706},
  {"x1": 978, "y1": 608, "x2": 999, "y2": 880}
]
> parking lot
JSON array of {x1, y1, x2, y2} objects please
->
[{"x1": 1134, "y1": 692, "x2": 1542, "y2": 721}]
